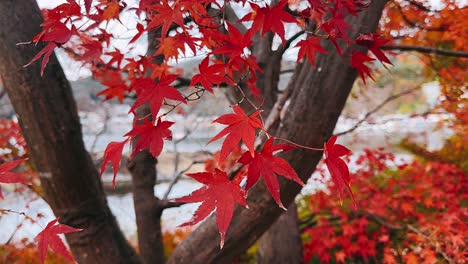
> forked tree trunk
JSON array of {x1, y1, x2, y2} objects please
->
[
  {"x1": 167, "y1": 0, "x2": 388, "y2": 263},
  {"x1": 0, "y1": 1, "x2": 140, "y2": 263}
]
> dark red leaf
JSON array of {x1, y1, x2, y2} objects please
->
[
  {"x1": 125, "y1": 118, "x2": 174, "y2": 158},
  {"x1": 351, "y1": 51, "x2": 375, "y2": 84},
  {"x1": 296, "y1": 36, "x2": 328, "y2": 65},
  {"x1": 84, "y1": 0, "x2": 92, "y2": 14},
  {"x1": 100, "y1": 140, "x2": 128, "y2": 188},
  {"x1": 356, "y1": 33, "x2": 393, "y2": 66}
]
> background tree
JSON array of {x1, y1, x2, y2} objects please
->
[{"x1": 0, "y1": 0, "x2": 466, "y2": 263}]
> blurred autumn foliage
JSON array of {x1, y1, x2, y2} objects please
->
[
  {"x1": 0, "y1": 240, "x2": 70, "y2": 264},
  {"x1": 300, "y1": 140, "x2": 467, "y2": 263}
]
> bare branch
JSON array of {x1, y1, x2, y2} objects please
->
[
  {"x1": 280, "y1": 30, "x2": 305, "y2": 55},
  {"x1": 382, "y1": 45, "x2": 468, "y2": 58},
  {"x1": 404, "y1": 0, "x2": 435, "y2": 12},
  {"x1": 90, "y1": 105, "x2": 110, "y2": 153},
  {"x1": 159, "y1": 200, "x2": 186, "y2": 209},
  {"x1": 162, "y1": 160, "x2": 205, "y2": 200},
  {"x1": 335, "y1": 86, "x2": 421, "y2": 136}
]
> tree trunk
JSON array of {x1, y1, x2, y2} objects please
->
[
  {"x1": 0, "y1": 1, "x2": 140, "y2": 263},
  {"x1": 257, "y1": 203, "x2": 302, "y2": 264},
  {"x1": 126, "y1": 28, "x2": 166, "y2": 264},
  {"x1": 167, "y1": 0, "x2": 388, "y2": 263}
]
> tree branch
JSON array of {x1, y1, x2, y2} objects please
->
[
  {"x1": 382, "y1": 45, "x2": 468, "y2": 58},
  {"x1": 335, "y1": 85, "x2": 421, "y2": 136}
]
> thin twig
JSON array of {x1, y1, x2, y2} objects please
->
[
  {"x1": 382, "y1": 45, "x2": 468, "y2": 58},
  {"x1": 163, "y1": 160, "x2": 205, "y2": 200},
  {"x1": 335, "y1": 86, "x2": 421, "y2": 136},
  {"x1": 90, "y1": 105, "x2": 110, "y2": 153}
]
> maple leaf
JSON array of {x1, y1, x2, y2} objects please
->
[
  {"x1": 102, "y1": 2, "x2": 121, "y2": 21},
  {"x1": 208, "y1": 105, "x2": 264, "y2": 163},
  {"x1": 296, "y1": 36, "x2": 328, "y2": 65},
  {"x1": 190, "y1": 57, "x2": 226, "y2": 93},
  {"x1": 147, "y1": 0, "x2": 185, "y2": 38},
  {"x1": 173, "y1": 169, "x2": 247, "y2": 248},
  {"x1": 211, "y1": 23, "x2": 252, "y2": 60},
  {"x1": 23, "y1": 42, "x2": 57, "y2": 76},
  {"x1": 323, "y1": 135, "x2": 354, "y2": 203},
  {"x1": 0, "y1": 159, "x2": 29, "y2": 199},
  {"x1": 35, "y1": 218, "x2": 82, "y2": 264},
  {"x1": 156, "y1": 33, "x2": 199, "y2": 60},
  {"x1": 100, "y1": 140, "x2": 128, "y2": 188},
  {"x1": 96, "y1": 74, "x2": 129, "y2": 103},
  {"x1": 356, "y1": 33, "x2": 392, "y2": 66},
  {"x1": 130, "y1": 75, "x2": 187, "y2": 119},
  {"x1": 351, "y1": 51, "x2": 375, "y2": 84},
  {"x1": 321, "y1": 7, "x2": 352, "y2": 54},
  {"x1": 105, "y1": 49, "x2": 124, "y2": 68},
  {"x1": 22, "y1": 21, "x2": 74, "y2": 75},
  {"x1": 239, "y1": 0, "x2": 297, "y2": 45},
  {"x1": 238, "y1": 138, "x2": 304, "y2": 208},
  {"x1": 125, "y1": 118, "x2": 174, "y2": 158}
]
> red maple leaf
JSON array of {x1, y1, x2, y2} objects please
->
[
  {"x1": 238, "y1": 138, "x2": 304, "y2": 208},
  {"x1": 100, "y1": 139, "x2": 128, "y2": 188},
  {"x1": 351, "y1": 51, "x2": 375, "y2": 84},
  {"x1": 35, "y1": 218, "x2": 82, "y2": 264},
  {"x1": 321, "y1": 7, "x2": 352, "y2": 54},
  {"x1": 105, "y1": 49, "x2": 124, "y2": 68},
  {"x1": 190, "y1": 57, "x2": 226, "y2": 93},
  {"x1": 173, "y1": 169, "x2": 247, "y2": 248},
  {"x1": 296, "y1": 36, "x2": 328, "y2": 65},
  {"x1": 130, "y1": 75, "x2": 187, "y2": 119},
  {"x1": 211, "y1": 23, "x2": 252, "y2": 60},
  {"x1": 96, "y1": 71, "x2": 129, "y2": 103},
  {"x1": 239, "y1": 0, "x2": 297, "y2": 45},
  {"x1": 323, "y1": 135, "x2": 354, "y2": 203},
  {"x1": 147, "y1": 0, "x2": 185, "y2": 38},
  {"x1": 209, "y1": 105, "x2": 264, "y2": 163},
  {"x1": 155, "y1": 32, "x2": 199, "y2": 60},
  {"x1": 125, "y1": 118, "x2": 174, "y2": 158},
  {"x1": 23, "y1": 21, "x2": 74, "y2": 75},
  {"x1": 0, "y1": 159, "x2": 29, "y2": 199},
  {"x1": 356, "y1": 33, "x2": 392, "y2": 66}
]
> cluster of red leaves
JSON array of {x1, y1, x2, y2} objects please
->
[
  {"x1": 302, "y1": 149, "x2": 468, "y2": 263},
  {"x1": 21, "y1": 0, "x2": 394, "y2": 254}
]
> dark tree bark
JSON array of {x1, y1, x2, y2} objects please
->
[
  {"x1": 127, "y1": 29, "x2": 166, "y2": 264},
  {"x1": 257, "y1": 203, "x2": 302, "y2": 264},
  {"x1": 167, "y1": 0, "x2": 388, "y2": 263},
  {"x1": 0, "y1": 1, "x2": 140, "y2": 263}
]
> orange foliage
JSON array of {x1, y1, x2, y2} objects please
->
[
  {"x1": 162, "y1": 228, "x2": 192, "y2": 258},
  {"x1": 380, "y1": 1, "x2": 467, "y2": 135},
  {"x1": 0, "y1": 241, "x2": 71, "y2": 264}
]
